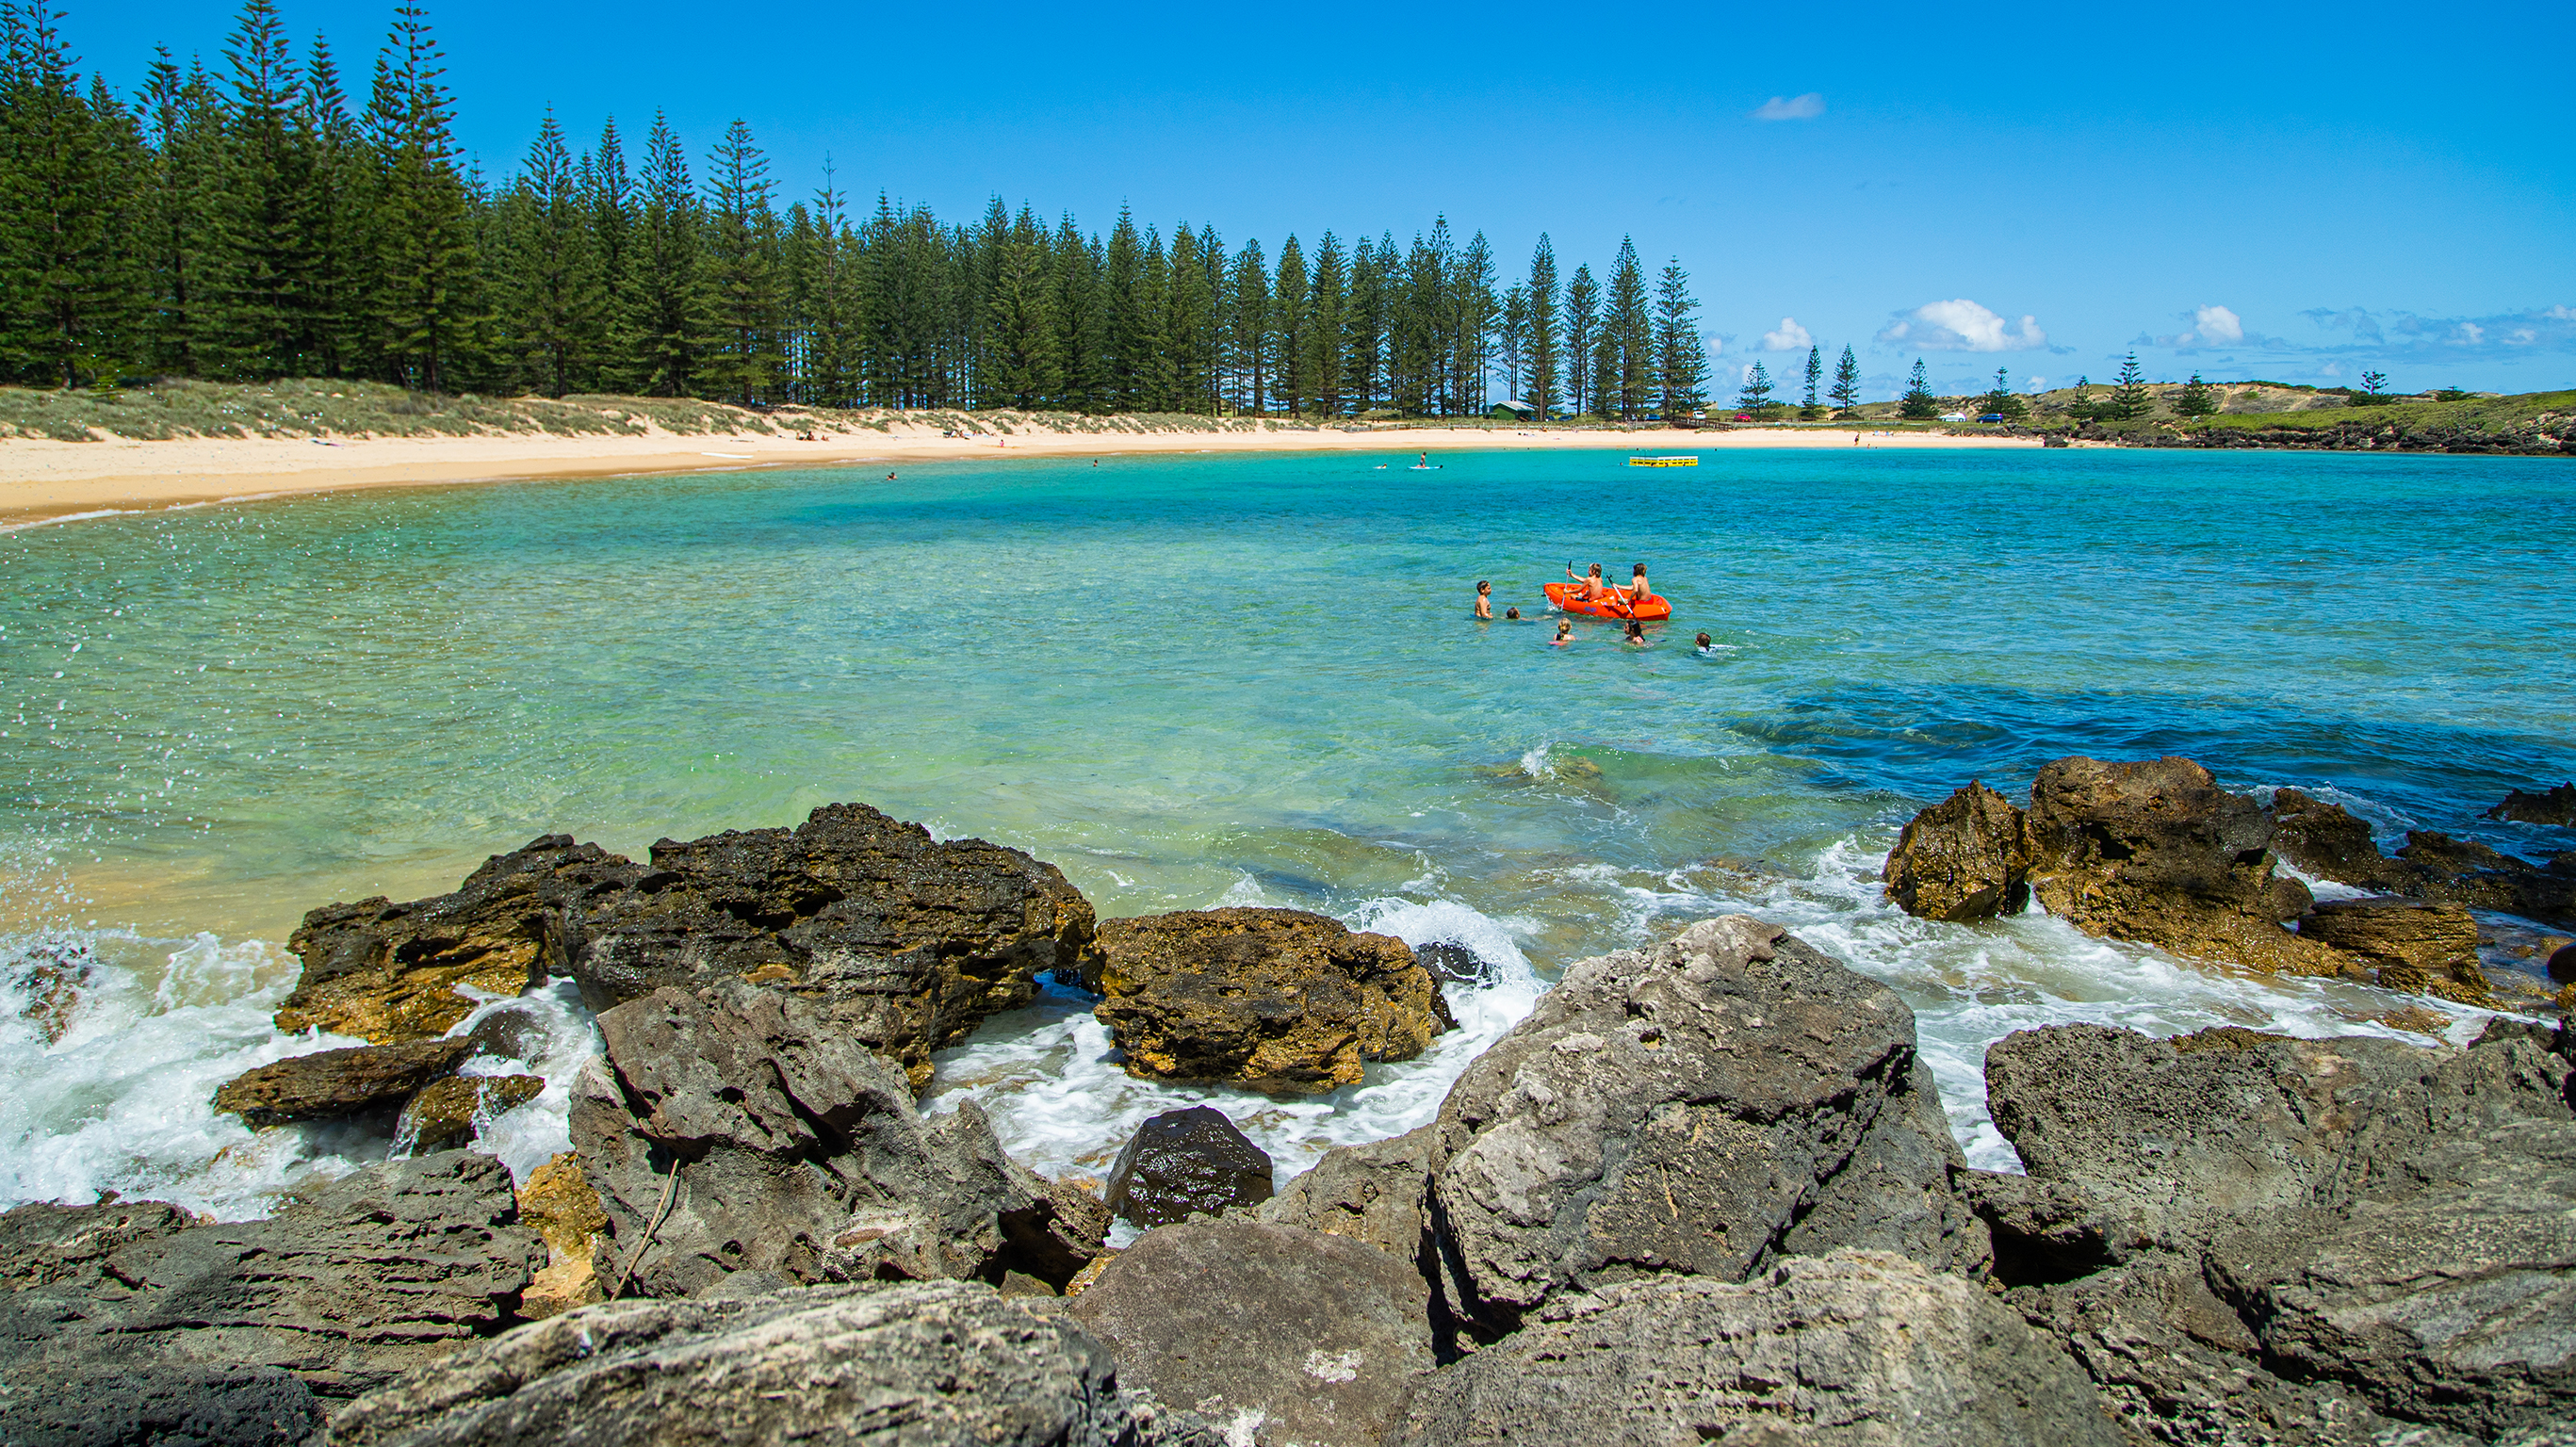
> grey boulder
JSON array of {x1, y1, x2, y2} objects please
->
[
  {"x1": 0, "y1": 1362, "x2": 322, "y2": 1447},
  {"x1": 1394, "y1": 1249, "x2": 2121, "y2": 1447},
  {"x1": 1067, "y1": 1221, "x2": 1431, "y2": 1447},
  {"x1": 570, "y1": 982, "x2": 1096, "y2": 1298},
  {"x1": 330, "y1": 1280, "x2": 1220, "y2": 1447},
  {"x1": 1427, "y1": 915, "x2": 1979, "y2": 1334},
  {"x1": 1258, "y1": 1121, "x2": 1438, "y2": 1261},
  {"x1": 0, "y1": 1153, "x2": 542, "y2": 1401}
]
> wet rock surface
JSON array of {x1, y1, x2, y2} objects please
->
[
  {"x1": 2486, "y1": 782, "x2": 2576, "y2": 826},
  {"x1": 1101, "y1": 1106, "x2": 1275, "y2": 1228},
  {"x1": 1883, "y1": 779, "x2": 2031, "y2": 920},
  {"x1": 1427, "y1": 915, "x2": 1978, "y2": 1336},
  {"x1": 1068, "y1": 1221, "x2": 1432, "y2": 1447},
  {"x1": 210, "y1": 1036, "x2": 474, "y2": 1128},
  {"x1": 1979, "y1": 1017, "x2": 2576, "y2": 1441},
  {"x1": 1395, "y1": 1251, "x2": 2121, "y2": 1447},
  {"x1": 1092, "y1": 907, "x2": 1452, "y2": 1094},
  {"x1": 2271, "y1": 788, "x2": 2576, "y2": 928},
  {"x1": 395, "y1": 1072, "x2": 546, "y2": 1153},
  {"x1": 330, "y1": 1281, "x2": 1223, "y2": 1447},
  {"x1": 0, "y1": 1152, "x2": 543, "y2": 1401},
  {"x1": 2297, "y1": 896, "x2": 2493, "y2": 1003},
  {"x1": 569, "y1": 981, "x2": 1086, "y2": 1298},
  {"x1": 279, "y1": 803, "x2": 1100, "y2": 1085},
  {"x1": 514, "y1": 1152, "x2": 608, "y2": 1319}
]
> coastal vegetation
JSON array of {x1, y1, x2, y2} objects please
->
[{"x1": 0, "y1": 0, "x2": 1712, "y2": 420}]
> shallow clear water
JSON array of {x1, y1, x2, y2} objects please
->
[{"x1": 5, "y1": 445, "x2": 2571, "y2": 1215}]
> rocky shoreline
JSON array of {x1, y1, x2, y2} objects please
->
[{"x1": 4, "y1": 771, "x2": 2571, "y2": 1445}]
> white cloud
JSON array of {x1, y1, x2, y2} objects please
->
[
  {"x1": 1751, "y1": 93, "x2": 1825, "y2": 122},
  {"x1": 1875, "y1": 299, "x2": 2048, "y2": 352},
  {"x1": 2509, "y1": 329, "x2": 2538, "y2": 346},
  {"x1": 2152, "y1": 303, "x2": 2245, "y2": 349},
  {"x1": 1759, "y1": 317, "x2": 1813, "y2": 351},
  {"x1": 2454, "y1": 322, "x2": 2485, "y2": 345}
]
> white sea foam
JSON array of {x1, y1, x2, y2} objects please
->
[{"x1": 443, "y1": 980, "x2": 600, "y2": 1183}]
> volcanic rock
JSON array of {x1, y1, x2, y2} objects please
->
[
  {"x1": 1394, "y1": 1251, "x2": 2121, "y2": 1447},
  {"x1": 2486, "y1": 781, "x2": 2576, "y2": 825},
  {"x1": 328, "y1": 1281, "x2": 1223, "y2": 1447},
  {"x1": 2270, "y1": 789, "x2": 2576, "y2": 927},
  {"x1": 0, "y1": 1362, "x2": 322, "y2": 1447},
  {"x1": 2022, "y1": 756, "x2": 2346, "y2": 974},
  {"x1": 1101, "y1": 1106, "x2": 1275, "y2": 1228},
  {"x1": 396, "y1": 1073, "x2": 546, "y2": 1154},
  {"x1": 1068, "y1": 1221, "x2": 1432, "y2": 1447},
  {"x1": 461, "y1": 1000, "x2": 552, "y2": 1064},
  {"x1": 1411, "y1": 939, "x2": 1492, "y2": 984},
  {"x1": 514, "y1": 1152, "x2": 607, "y2": 1319},
  {"x1": 2268, "y1": 787, "x2": 2403, "y2": 888},
  {"x1": 211, "y1": 1036, "x2": 474, "y2": 1129},
  {"x1": 1092, "y1": 907, "x2": 1451, "y2": 1094},
  {"x1": 0, "y1": 1152, "x2": 543, "y2": 1401},
  {"x1": 2297, "y1": 896, "x2": 2493, "y2": 1004},
  {"x1": 568, "y1": 982, "x2": 1079, "y2": 1298},
  {"x1": 2554, "y1": 941, "x2": 2576, "y2": 984},
  {"x1": 1427, "y1": 915, "x2": 1979, "y2": 1337},
  {"x1": 1260, "y1": 1122, "x2": 1439, "y2": 1260},
  {"x1": 1979, "y1": 1018, "x2": 2576, "y2": 1439},
  {"x1": 277, "y1": 805, "x2": 1101, "y2": 1087},
  {"x1": 1884, "y1": 779, "x2": 2031, "y2": 920}
]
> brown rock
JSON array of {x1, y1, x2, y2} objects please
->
[
  {"x1": 2484, "y1": 781, "x2": 2576, "y2": 825},
  {"x1": 2299, "y1": 897, "x2": 2494, "y2": 1005},
  {"x1": 2268, "y1": 787, "x2": 2404, "y2": 889},
  {"x1": 2269, "y1": 792, "x2": 2576, "y2": 927},
  {"x1": 397, "y1": 1073, "x2": 546, "y2": 1154},
  {"x1": 1092, "y1": 907, "x2": 1452, "y2": 1093},
  {"x1": 1884, "y1": 780, "x2": 2030, "y2": 920},
  {"x1": 514, "y1": 1152, "x2": 607, "y2": 1319},
  {"x1": 2024, "y1": 756, "x2": 2348, "y2": 975},
  {"x1": 1260, "y1": 1122, "x2": 1438, "y2": 1260},
  {"x1": 276, "y1": 805, "x2": 1101, "y2": 1087},
  {"x1": 212, "y1": 1037, "x2": 474, "y2": 1128}
]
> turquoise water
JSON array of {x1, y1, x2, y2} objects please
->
[{"x1": 5, "y1": 445, "x2": 2572, "y2": 1212}]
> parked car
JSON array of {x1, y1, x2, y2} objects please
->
[{"x1": 1977, "y1": 412, "x2": 2006, "y2": 424}]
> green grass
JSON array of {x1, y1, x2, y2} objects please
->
[{"x1": 2177, "y1": 388, "x2": 2575, "y2": 434}]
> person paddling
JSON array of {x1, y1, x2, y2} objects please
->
[
  {"x1": 1622, "y1": 563, "x2": 1651, "y2": 604},
  {"x1": 1566, "y1": 562, "x2": 1608, "y2": 602}
]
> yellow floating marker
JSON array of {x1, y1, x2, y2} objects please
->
[{"x1": 1626, "y1": 455, "x2": 1699, "y2": 467}]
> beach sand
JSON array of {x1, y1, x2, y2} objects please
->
[{"x1": 0, "y1": 415, "x2": 2045, "y2": 528}]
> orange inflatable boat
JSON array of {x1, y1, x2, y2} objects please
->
[{"x1": 1544, "y1": 582, "x2": 1672, "y2": 621}]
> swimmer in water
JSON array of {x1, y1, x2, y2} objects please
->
[
  {"x1": 1623, "y1": 619, "x2": 1649, "y2": 645},
  {"x1": 1505, "y1": 606, "x2": 1521, "y2": 620},
  {"x1": 1695, "y1": 631, "x2": 1714, "y2": 651},
  {"x1": 1552, "y1": 621, "x2": 1573, "y2": 646},
  {"x1": 1475, "y1": 580, "x2": 1492, "y2": 620}
]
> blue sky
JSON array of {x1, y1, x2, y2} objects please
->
[{"x1": 60, "y1": 0, "x2": 2576, "y2": 398}]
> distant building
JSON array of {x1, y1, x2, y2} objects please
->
[{"x1": 1489, "y1": 398, "x2": 1536, "y2": 420}]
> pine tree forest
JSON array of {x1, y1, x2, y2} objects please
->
[{"x1": 0, "y1": 0, "x2": 1717, "y2": 419}]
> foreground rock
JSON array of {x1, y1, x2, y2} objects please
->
[
  {"x1": 1068, "y1": 1222, "x2": 1430, "y2": 1447},
  {"x1": 1979, "y1": 1018, "x2": 2576, "y2": 1441},
  {"x1": 570, "y1": 981, "x2": 1100, "y2": 1298},
  {"x1": 1093, "y1": 907, "x2": 1451, "y2": 1093},
  {"x1": 0, "y1": 1153, "x2": 543, "y2": 1400},
  {"x1": 0, "y1": 1362, "x2": 321, "y2": 1447},
  {"x1": 281, "y1": 803, "x2": 1100, "y2": 1086},
  {"x1": 1428, "y1": 915, "x2": 1978, "y2": 1336},
  {"x1": 2486, "y1": 782, "x2": 2576, "y2": 825},
  {"x1": 1395, "y1": 1250, "x2": 2119, "y2": 1447},
  {"x1": 2296, "y1": 896, "x2": 2493, "y2": 1003},
  {"x1": 332, "y1": 1281, "x2": 1219, "y2": 1447},
  {"x1": 1102, "y1": 1106, "x2": 1276, "y2": 1228},
  {"x1": 211, "y1": 1037, "x2": 474, "y2": 1128},
  {"x1": 1883, "y1": 779, "x2": 2030, "y2": 920},
  {"x1": 1259, "y1": 1122, "x2": 1439, "y2": 1261}
]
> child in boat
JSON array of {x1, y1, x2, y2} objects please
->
[
  {"x1": 1622, "y1": 620, "x2": 1650, "y2": 645},
  {"x1": 1567, "y1": 562, "x2": 1608, "y2": 600},
  {"x1": 1552, "y1": 621, "x2": 1573, "y2": 646},
  {"x1": 1623, "y1": 563, "x2": 1651, "y2": 602},
  {"x1": 1475, "y1": 580, "x2": 1492, "y2": 620}
]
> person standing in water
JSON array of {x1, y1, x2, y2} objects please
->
[
  {"x1": 1622, "y1": 620, "x2": 1650, "y2": 645},
  {"x1": 1475, "y1": 580, "x2": 1492, "y2": 620},
  {"x1": 1552, "y1": 621, "x2": 1573, "y2": 646}
]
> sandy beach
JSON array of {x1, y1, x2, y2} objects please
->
[{"x1": 0, "y1": 415, "x2": 2045, "y2": 528}]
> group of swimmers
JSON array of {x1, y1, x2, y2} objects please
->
[{"x1": 1475, "y1": 563, "x2": 1718, "y2": 652}]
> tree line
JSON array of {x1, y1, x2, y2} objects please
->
[{"x1": 0, "y1": 0, "x2": 1713, "y2": 418}]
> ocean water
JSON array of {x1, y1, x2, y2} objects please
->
[{"x1": 4, "y1": 445, "x2": 2571, "y2": 1218}]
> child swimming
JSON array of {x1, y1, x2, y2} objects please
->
[
  {"x1": 1552, "y1": 621, "x2": 1572, "y2": 646},
  {"x1": 1505, "y1": 606, "x2": 1521, "y2": 620},
  {"x1": 1622, "y1": 620, "x2": 1650, "y2": 645}
]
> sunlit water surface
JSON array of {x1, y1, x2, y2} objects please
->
[{"x1": 4, "y1": 445, "x2": 2570, "y2": 1218}]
